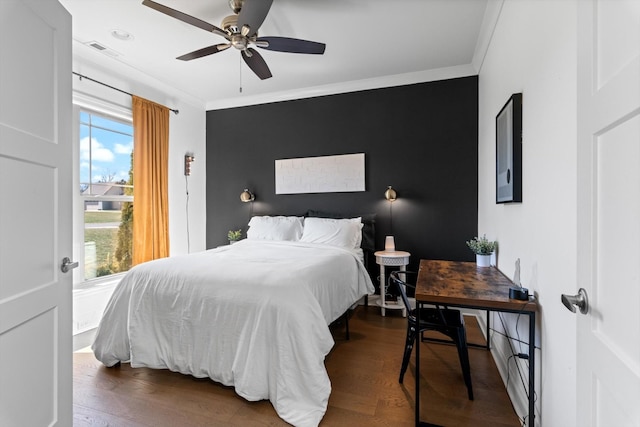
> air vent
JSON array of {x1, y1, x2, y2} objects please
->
[
  {"x1": 88, "y1": 41, "x2": 106, "y2": 50},
  {"x1": 84, "y1": 40, "x2": 120, "y2": 57}
]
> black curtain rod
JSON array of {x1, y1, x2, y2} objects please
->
[{"x1": 72, "y1": 71, "x2": 179, "y2": 115}]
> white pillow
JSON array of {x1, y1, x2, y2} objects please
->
[
  {"x1": 300, "y1": 217, "x2": 363, "y2": 249},
  {"x1": 247, "y1": 216, "x2": 304, "y2": 241},
  {"x1": 350, "y1": 217, "x2": 364, "y2": 248}
]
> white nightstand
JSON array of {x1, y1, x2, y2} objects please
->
[{"x1": 374, "y1": 250, "x2": 410, "y2": 316}]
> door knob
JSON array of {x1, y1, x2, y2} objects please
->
[
  {"x1": 561, "y1": 288, "x2": 589, "y2": 314},
  {"x1": 61, "y1": 257, "x2": 79, "y2": 273}
]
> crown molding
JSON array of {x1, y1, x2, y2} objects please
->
[
  {"x1": 205, "y1": 64, "x2": 478, "y2": 111},
  {"x1": 471, "y1": 0, "x2": 505, "y2": 73}
]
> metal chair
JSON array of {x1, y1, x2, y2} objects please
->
[{"x1": 390, "y1": 270, "x2": 473, "y2": 400}]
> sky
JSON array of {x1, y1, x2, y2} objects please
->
[{"x1": 79, "y1": 111, "x2": 133, "y2": 185}]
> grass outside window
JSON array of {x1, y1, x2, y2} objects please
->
[{"x1": 84, "y1": 210, "x2": 129, "y2": 278}]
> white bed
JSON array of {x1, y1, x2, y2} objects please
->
[{"x1": 92, "y1": 238, "x2": 374, "y2": 427}]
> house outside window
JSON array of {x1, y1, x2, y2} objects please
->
[{"x1": 76, "y1": 108, "x2": 134, "y2": 284}]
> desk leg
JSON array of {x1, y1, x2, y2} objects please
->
[{"x1": 528, "y1": 311, "x2": 536, "y2": 427}]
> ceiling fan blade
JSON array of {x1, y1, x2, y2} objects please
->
[
  {"x1": 142, "y1": 0, "x2": 228, "y2": 38},
  {"x1": 256, "y1": 36, "x2": 326, "y2": 54},
  {"x1": 177, "y1": 44, "x2": 231, "y2": 61},
  {"x1": 241, "y1": 48, "x2": 272, "y2": 80},
  {"x1": 237, "y1": 0, "x2": 273, "y2": 37}
]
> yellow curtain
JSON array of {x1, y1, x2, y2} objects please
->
[{"x1": 132, "y1": 96, "x2": 170, "y2": 265}]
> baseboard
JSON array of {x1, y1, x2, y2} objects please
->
[
  {"x1": 73, "y1": 281, "x2": 119, "y2": 335},
  {"x1": 73, "y1": 328, "x2": 97, "y2": 352}
]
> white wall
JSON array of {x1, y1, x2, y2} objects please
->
[
  {"x1": 71, "y1": 51, "x2": 207, "y2": 256},
  {"x1": 477, "y1": 1, "x2": 577, "y2": 425},
  {"x1": 70, "y1": 50, "x2": 207, "y2": 341}
]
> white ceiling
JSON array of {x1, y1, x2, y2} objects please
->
[{"x1": 60, "y1": 0, "x2": 491, "y2": 110}]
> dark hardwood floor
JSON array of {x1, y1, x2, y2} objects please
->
[{"x1": 73, "y1": 305, "x2": 520, "y2": 426}]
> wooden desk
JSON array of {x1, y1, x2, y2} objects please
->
[{"x1": 414, "y1": 260, "x2": 537, "y2": 427}]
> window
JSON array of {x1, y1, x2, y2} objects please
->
[{"x1": 76, "y1": 108, "x2": 134, "y2": 284}]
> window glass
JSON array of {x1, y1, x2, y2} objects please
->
[{"x1": 79, "y1": 110, "x2": 133, "y2": 281}]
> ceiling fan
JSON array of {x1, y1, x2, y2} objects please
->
[{"x1": 142, "y1": 0, "x2": 326, "y2": 80}]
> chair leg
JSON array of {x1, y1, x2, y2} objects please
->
[
  {"x1": 399, "y1": 325, "x2": 416, "y2": 383},
  {"x1": 454, "y1": 328, "x2": 474, "y2": 400}
]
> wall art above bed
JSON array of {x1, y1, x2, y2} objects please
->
[{"x1": 275, "y1": 153, "x2": 365, "y2": 194}]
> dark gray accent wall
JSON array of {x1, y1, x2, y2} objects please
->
[{"x1": 206, "y1": 76, "x2": 478, "y2": 273}]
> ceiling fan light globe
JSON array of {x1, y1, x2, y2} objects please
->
[
  {"x1": 221, "y1": 15, "x2": 239, "y2": 33},
  {"x1": 241, "y1": 25, "x2": 252, "y2": 37},
  {"x1": 228, "y1": 0, "x2": 244, "y2": 14}
]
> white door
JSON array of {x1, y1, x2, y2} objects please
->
[
  {"x1": 576, "y1": 0, "x2": 640, "y2": 425},
  {"x1": 0, "y1": 0, "x2": 72, "y2": 425}
]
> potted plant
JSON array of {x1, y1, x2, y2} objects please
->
[
  {"x1": 466, "y1": 234, "x2": 496, "y2": 267},
  {"x1": 227, "y1": 229, "x2": 242, "y2": 244}
]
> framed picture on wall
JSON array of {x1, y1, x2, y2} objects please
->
[{"x1": 496, "y1": 93, "x2": 522, "y2": 203}]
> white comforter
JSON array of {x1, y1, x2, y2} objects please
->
[{"x1": 92, "y1": 240, "x2": 374, "y2": 427}]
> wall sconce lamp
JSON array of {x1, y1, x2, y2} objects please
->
[
  {"x1": 184, "y1": 154, "x2": 195, "y2": 176},
  {"x1": 384, "y1": 186, "x2": 397, "y2": 247},
  {"x1": 240, "y1": 188, "x2": 255, "y2": 218},
  {"x1": 240, "y1": 189, "x2": 255, "y2": 203},
  {"x1": 384, "y1": 185, "x2": 397, "y2": 202}
]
